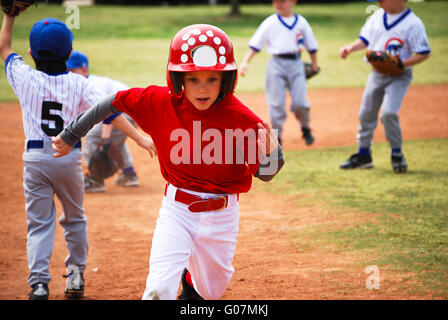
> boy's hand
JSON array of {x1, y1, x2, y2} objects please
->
[
  {"x1": 257, "y1": 121, "x2": 278, "y2": 157},
  {"x1": 1, "y1": 0, "x2": 36, "y2": 17},
  {"x1": 51, "y1": 136, "x2": 72, "y2": 158},
  {"x1": 138, "y1": 136, "x2": 158, "y2": 158},
  {"x1": 340, "y1": 45, "x2": 351, "y2": 59},
  {"x1": 239, "y1": 61, "x2": 249, "y2": 77}
]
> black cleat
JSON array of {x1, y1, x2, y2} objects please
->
[
  {"x1": 29, "y1": 282, "x2": 49, "y2": 300},
  {"x1": 84, "y1": 174, "x2": 105, "y2": 193},
  {"x1": 391, "y1": 153, "x2": 407, "y2": 173},
  {"x1": 340, "y1": 153, "x2": 374, "y2": 169},
  {"x1": 178, "y1": 268, "x2": 204, "y2": 300},
  {"x1": 302, "y1": 128, "x2": 314, "y2": 146}
]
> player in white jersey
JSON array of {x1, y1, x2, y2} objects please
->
[
  {"x1": 240, "y1": 0, "x2": 319, "y2": 146},
  {"x1": 339, "y1": 0, "x2": 430, "y2": 173},
  {"x1": 67, "y1": 51, "x2": 142, "y2": 193},
  {"x1": 0, "y1": 15, "x2": 154, "y2": 300}
]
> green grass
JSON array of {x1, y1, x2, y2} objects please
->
[
  {"x1": 0, "y1": 2, "x2": 447, "y2": 101},
  {"x1": 9, "y1": 2, "x2": 448, "y2": 40},
  {"x1": 256, "y1": 138, "x2": 448, "y2": 297}
]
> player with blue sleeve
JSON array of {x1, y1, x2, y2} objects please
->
[
  {"x1": 0, "y1": 14, "x2": 153, "y2": 299},
  {"x1": 339, "y1": 0, "x2": 430, "y2": 173},
  {"x1": 240, "y1": 0, "x2": 319, "y2": 147}
]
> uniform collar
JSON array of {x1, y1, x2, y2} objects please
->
[
  {"x1": 277, "y1": 13, "x2": 299, "y2": 30},
  {"x1": 383, "y1": 8, "x2": 411, "y2": 31}
]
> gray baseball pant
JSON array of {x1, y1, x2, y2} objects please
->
[
  {"x1": 357, "y1": 69, "x2": 413, "y2": 150},
  {"x1": 23, "y1": 141, "x2": 88, "y2": 286},
  {"x1": 265, "y1": 56, "x2": 311, "y2": 140}
]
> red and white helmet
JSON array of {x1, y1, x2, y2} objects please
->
[{"x1": 167, "y1": 24, "x2": 238, "y2": 95}]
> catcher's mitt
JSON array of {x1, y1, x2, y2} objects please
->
[
  {"x1": 1, "y1": 0, "x2": 36, "y2": 17},
  {"x1": 366, "y1": 50, "x2": 404, "y2": 76},
  {"x1": 304, "y1": 62, "x2": 320, "y2": 80},
  {"x1": 88, "y1": 139, "x2": 124, "y2": 181}
]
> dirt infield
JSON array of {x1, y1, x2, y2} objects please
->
[{"x1": 0, "y1": 84, "x2": 447, "y2": 300}]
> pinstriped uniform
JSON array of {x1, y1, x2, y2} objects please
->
[
  {"x1": 5, "y1": 53, "x2": 103, "y2": 287},
  {"x1": 6, "y1": 54, "x2": 100, "y2": 140}
]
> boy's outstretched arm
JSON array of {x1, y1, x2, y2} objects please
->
[
  {"x1": 109, "y1": 114, "x2": 157, "y2": 158},
  {"x1": 340, "y1": 39, "x2": 367, "y2": 59},
  {"x1": 52, "y1": 94, "x2": 119, "y2": 157},
  {"x1": 0, "y1": 15, "x2": 15, "y2": 62},
  {"x1": 239, "y1": 48, "x2": 258, "y2": 77}
]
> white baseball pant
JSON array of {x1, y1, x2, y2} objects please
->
[{"x1": 142, "y1": 184, "x2": 239, "y2": 300}]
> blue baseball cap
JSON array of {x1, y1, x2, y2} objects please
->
[
  {"x1": 29, "y1": 18, "x2": 74, "y2": 61},
  {"x1": 66, "y1": 51, "x2": 89, "y2": 69}
]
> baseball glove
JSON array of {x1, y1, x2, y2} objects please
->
[
  {"x1": 304, "y1": 62, "x2": 320, "y2": 80},
  {"x1": 366, "y1": 50, "x2": 404, "y2": 76},
  {"x1": 1, "y1": 0, "x2": 36, "y2": 17},
  {"x1": 88, "y1": 139, "x2": 124, "y2": 181}
]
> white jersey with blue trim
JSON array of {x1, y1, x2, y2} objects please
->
[
  {"x1": 5, "y1": 54, "x2": 104, "y2": 141},
  {"x1": 360, "y1": 8, "x2": 430, "y2": 61},
  {"x1": 85, "y1": 74, "x2": 129, "y2": 124},
  {"x1": 86, "y1": 74, "x2": 129, "y2": 96},
  {"x1": 248, "y1": 13, "x2": 318, "y2": 55}
]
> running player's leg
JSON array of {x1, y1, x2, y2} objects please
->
[
  {"x1": 266, "y1": 57, "x2": 288, "y2": 142},
  {"x1": 187, "y1": 198, "x2": 239, "y2": 300},
  {"x1": 289, "y1": 59, "x2": 311, "y2": 127},
  {"x1": 23, "y1": 154, "x2": 57, "y2": 287},
  {"x1": 142, "y1": 198, "x2": 197, "y2": 300},
  {"x1": 357, "y1": 71, "x2": 387, "y2": 149},
  {"x1": 380, "y1": 70, "x2": 413, "y2": 150},
  {"x1": 54, "y1": 150, "x2": 88, "y2": 271}
]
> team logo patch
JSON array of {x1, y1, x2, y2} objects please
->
[
  {"x1": 385, "y1": 38, "x2": 404, "y2": 57},
  {"x1": 296, "y1": 33, "x2": 305, "y2": 52}
]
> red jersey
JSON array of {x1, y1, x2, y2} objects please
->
[{"x1": 113, "y1": 86, "x2": 263, "y2": 194}]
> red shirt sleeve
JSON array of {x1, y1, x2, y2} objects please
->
[{"x1": 112, "y1": 86, "x2": 168, "y2": 134}]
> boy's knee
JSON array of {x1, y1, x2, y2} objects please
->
[
  {"x1": 290, "y1": 105, "x2": 308, "y2": 113},
  {"x1": 381, "y1": 111, "x2": 399, "y2": 123},
  {"x1": 358, "y1": 109, "x2": 376, "y2": 123}
]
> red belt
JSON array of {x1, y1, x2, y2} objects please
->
[{"x1": 165, "y1": 184, "x2": 228, "y2": 213}]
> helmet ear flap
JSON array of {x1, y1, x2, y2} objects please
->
[
  {"x1": 222, "y1": 70, "x2": 238, "y2": 94},
  {"x1": 170, "y1": 71, "x2": 184, "y2": 95}
]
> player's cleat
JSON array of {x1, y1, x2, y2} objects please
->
[
  {"x1": 63, "y1": 265, "x2": 84, "y2": 299},
  {"x1": 391, "y1": 153, "x2": 407, "y2": 173},
  {"x1": 115, "y1": 172, "x2": 139, "y2": 187},
  {"x1": 178, "y1": 268, "x2": 204, "y2": 300},
  {"x1": 302, "y1": 127, "x2": 314, "y2": 146},
  {"x1": 340, "y1": 153, "x2": 374, "y2": 169},
  {"x1": 84, "y1": 175, "x2": 105, "y2": 193},
  {"x1": 29, "y1": 282, "x2": 49, "y2": 300}
]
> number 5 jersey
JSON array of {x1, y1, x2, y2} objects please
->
[{"x1": 5, "y1": 53, "x2": 103, "y2": 141}]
